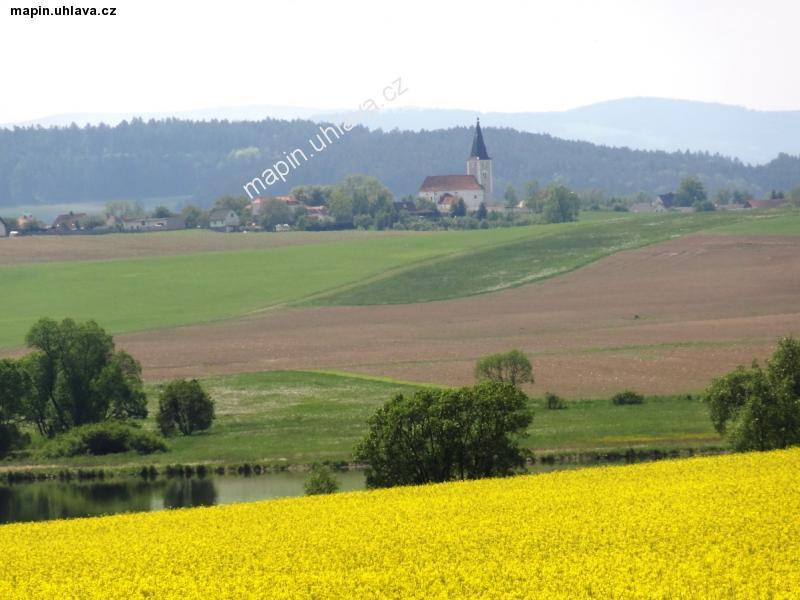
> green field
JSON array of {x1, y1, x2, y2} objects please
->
[
  {"x1": 2, "y1": 209, "x2": 792, "y2": 349},
  {"x1": 11, "y1": 370, "x2": 721, "y2": 470},
  {"x1": 0, "y1": 225, "x2": 552, "y2": 348},
  {"x1": 708, "y1": 209, "x2": 800, "y2": 235},
  {"x1": 316, "y1": 211, "x2": 748, "y2": 305}
]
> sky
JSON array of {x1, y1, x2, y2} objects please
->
[{"x1": 1, "y1": 0, "x2": 799, "y2": 123}]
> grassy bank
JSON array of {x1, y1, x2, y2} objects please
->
[{"x1": 5, "y1": 370, "x2": 722, "y2": 472}]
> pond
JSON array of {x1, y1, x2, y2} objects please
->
[
  {"x1": 0, "y1": 471, "x2": 367, "y2": 525},
  {"x1": 0, "y1": 459, "x2": 643, "y2": 525}
]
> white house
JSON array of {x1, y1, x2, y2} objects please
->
[
  {"x1": 209, "y1": 209, "x2": 241, "y2": 232},
  {"x1": 121, "y1": 216, "x2": 186, "y2": 232},
  {"x1": 418, "y1": 118, "x2": 493, "y2": 212}
]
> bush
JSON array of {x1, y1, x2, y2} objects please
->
[
  {"x1": 475, "y1": 350, "x2": 533, "y2": 387},
  {"x1": 44, "y1": 422, "x2": 167, "y2": 457},
  {"x1": 304, "y1": 465, "x2": 340, "y2": 496},
  {"x1": 611, "y1": 391, "x2": 645, "y2": 405},
  {"x1": 544, "y1": 392, "x2": 566, "y2": 410},
  {"x1": 157, "y1": 379, "x2": 215, "y2": 436}
]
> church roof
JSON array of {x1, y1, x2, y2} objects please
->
[
  {"x1": 469, "y1": 118, "x2": 490, "y2": 160},
  {"x1": 419, "y1": 175, "x2": 483, "y2": 192}
]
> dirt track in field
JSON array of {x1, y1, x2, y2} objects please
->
[
  {"x1": 110, "y1": 234, "x2": 800, "y2": 397},
  {"x1": 0, "y1": 229, "x2": 414, "y2": 265}
]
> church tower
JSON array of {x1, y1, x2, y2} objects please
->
[{"x1": 467, "y1": 118, "x2": 492, "y2": 200}]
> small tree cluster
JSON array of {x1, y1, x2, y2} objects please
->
[
  {"x1": 541, "y1": 185, "x2": 580, "y2": 223},
  {"x1": 704, "y1": 337, "x2": 800, "y2": 451},
  {"x1": 675, "y1": 176, "x2": 707, "y2": 207},
  {"x1": 10, "y1": 319, "x2": 146, "y2": 438},
  {"x1": 157, "y1": 379, "x2": 215, "y2": 436},
  {"x1": 354, "y1": 382, "x2": 533, "y2": 488},
  {"x1": 475, "y1": 350, "x2": 533, "y2": 387},
  {"x1": 0, "y1": 318, "x2": 150, "y2": 456}
]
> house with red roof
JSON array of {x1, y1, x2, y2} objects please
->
[
  {"x1": 51, "y1": 212, "x2": 86, "y2": 231},
  {"x1": 248, "y1": 195, "x2": 301, "y2": 217},
  {"x1": 746, "y1": 198, "x2": 788, "y2": 209}
]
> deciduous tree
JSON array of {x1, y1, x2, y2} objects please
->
[
  {"x1": 541, "y1": 185, "x2": 580, "y2": 223},
  {"x1": 475, "y1": 350, "x2": 533, "y2": 386},
  {"x1": 157, "y1": 379, "x2": 215, "y2": 436},
  {"x1": 675, "y1": 176, "x2": 707, "y2": 207},
  {"x1": 355, "y1": 382, "x2": 532, "y2": 488},
  {"x1": 0, "y1": 359, "x2": 29, "y2": 454},
  {"x1": 22, "y1": 318, "x2": 147, "y2": 437},
  {"x1": 704, "y1": 337, "x2": 800, "y2": 451}
]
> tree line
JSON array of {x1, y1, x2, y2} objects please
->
[{"x1": 2, "y1": 118, "x2": 799, "y2": 209}]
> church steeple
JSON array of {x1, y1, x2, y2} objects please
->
[
  {"x1": 469, "y1": 117, "x2": 490, "y2": 160},
  {"x1": 467, "y1": 118, "x2": 493, "y2": 200}
]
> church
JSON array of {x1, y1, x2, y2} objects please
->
[{"x1": 417, "y1": 118, "x2": 493, "y2": 213}]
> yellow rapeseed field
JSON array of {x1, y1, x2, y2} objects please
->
[{"x1": 1, "y1": 449, "x2": 799, "y2": 599}]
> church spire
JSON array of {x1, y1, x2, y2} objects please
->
[{"x1": 469, "y1": 117, "x2": 490, "y2": 160}]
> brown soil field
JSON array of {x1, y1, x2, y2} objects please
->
[
  {"x1": 0, "y1": 229, "x2": 414, "y2": 265},
  {"x1": 111, "y1": 233, "x2": 800, "y2": 397}
]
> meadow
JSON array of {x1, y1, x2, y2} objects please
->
[
  {"x1": 1, "y1": 448, "x2": 797, "y2": 598},
  {"x1": 12, "y1": 370, "x2": 720, "y2": 469}
]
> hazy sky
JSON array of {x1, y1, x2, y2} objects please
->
[{"x1": 1, "y1": 0, "x2": 799, "y2": 122}]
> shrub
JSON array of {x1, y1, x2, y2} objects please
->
[
  {"x1": 44, "y1": 422, "x2": 167, "y2": 457},
  {"x1": 475, "y1": 350, "x2": 533, "y2": 387},
  {"x1": 304, "y1": 465, "x2": 340, "y2": 496},
  {"x1": 544, "y1": 392, "x2": 566, "y2": 410},
  {"x1": 157, "y1": 379, "x2": 215, "y2": 436},
  {"x1": 611, "y1": 391, "x2": 645, "y2": 406}
]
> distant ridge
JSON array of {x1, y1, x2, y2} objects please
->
[
  {"x1": 1, "y1": 116, "x2": 798, "y2": 212},
  {"x1": 5, "y1": 97, "x2": 800, "y2": 165}
]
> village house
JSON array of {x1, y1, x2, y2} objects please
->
[
  {"x1": 120, "y1": 216, "x2": 186, "y2": 232},
  {"x1": 436, "y1": 193, "x2": 460, "y2": 214},
  {"x1": 418, "y1": 118, "x2": 493, "y2": 213},
  {"x1": 247, "y1": 195, "x2": 302, "y2": 217},
  {"x1": 209, "y1": 208, "x2": 241, "y2": 232},
  {"x1": 51, "y1": 212, "x2": 87, "y2": 231},
  {"x1": 17, "y1": 214, "x2": 38, "y2": 230},
  {"x1": 304, "y1": 205, "x2": 329, "y2": 219},
  {"x1": 746, "y1": 198, "x2": 788, "y2": 209},
  {"x1": 657, "y1": 193, "x2": 676, "y2": 209},
  {"x1": 630, "y1": 196, "x2": 667, "y2": 213}
]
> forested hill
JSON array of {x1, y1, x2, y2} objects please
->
[{"x1": 1, "y1": 117, "x2": 798, "y2": 209}]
